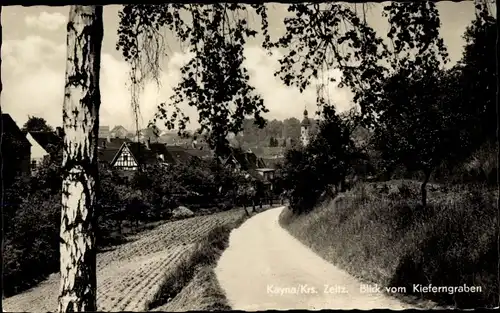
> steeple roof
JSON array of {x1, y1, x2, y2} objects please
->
[{"x1": 301, "y1": 108, "x2": 311, "y2": 126}]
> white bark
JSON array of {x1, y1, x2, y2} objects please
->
[{"x1": 59, "y1": 6, "x2": 103, "y2": 313}]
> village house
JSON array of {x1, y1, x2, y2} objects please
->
[
  {"x1": 1, "y1": 114, "x2": 32, "y2": 183},
  {"x1": 110, "y1": 141, "x2": 153, "y2": 171},
  {"x1": 99, "y1": 126, "x2": 111, "y2": 140},
  {"x1": 97, "y1": 137, "x2": 131, "y2": 167},
  {"x1": 25, "y1": 127, "x2": 63, "y2": 172},
  {"x1": 110, "y1": 125, "x2": 128, "y2": 139},
  {"x1": 104, "y1": 139, "x2": 203, "y2": 172}
]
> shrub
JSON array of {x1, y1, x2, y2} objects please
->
[{"x1": 3, "y1": 190, "x2": 60, "y2": 296}]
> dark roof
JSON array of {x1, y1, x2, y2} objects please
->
[
  {"x1": 149, "y1": 143, "x2": 176, "y2": 164},
  {"x1": 98, "y1": 148, "x2": 120, "y2": 163},
  {"x1": 184, "y1": 147, "x2": 213, "y2": 159},
  {"x1": 97, "y1": 138, "x2": 132, "y2": 164},
  {"x1": 166, "y1": 145, "x2": 197, "y2": 164},
  {"x1": 1, "y1": 114, "x2": 31, "y2": 147},
  {"x1": 229, "y1": 148, "x2": 265, "y2": 171},
  {"x1": 261, "y1": 157, "x2": 284, "y2": 169},
  {"x1": 126, "y1": 142, "x2": 157, "y2": 165},
  {"x1": 98, "y1": 137, "x2": 130, "y2": 149},
  {"x1": 29, "y1": 131, "x2": 62, "y2": 153}
]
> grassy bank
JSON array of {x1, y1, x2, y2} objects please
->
[
  {"x1": 147, "y1": 205, "x2": 276, "y2": 311},
  {"x1": 279, "y1": 180, "x2": 498, "y2": 309}
]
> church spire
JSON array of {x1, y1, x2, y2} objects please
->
[{"x1": 301, "y1": 105, "x2": 311, "y2": 146}]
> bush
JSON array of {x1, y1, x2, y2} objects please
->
[{"x1": 3, "y1": 190, "x2": 60, "y2": 296}]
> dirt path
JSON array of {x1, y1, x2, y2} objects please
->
[{"x1": 215, "y1": 206, "x2": 414, "y2": 311}]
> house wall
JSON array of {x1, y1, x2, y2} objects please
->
[
  {"x1": 26, "y1": 133, "x2": 49, "y2": 167},
  {"x1": 111, "y1": 128, "x2": 128, "y2": 138},
  {"x1": 113, "y1": 145, "x2": 139, "y2": 171}
]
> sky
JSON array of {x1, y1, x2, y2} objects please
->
[{"x1": 0, "y1": 2, "x2": 490, "y2": 131}]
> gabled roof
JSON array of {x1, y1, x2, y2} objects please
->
[
  {"x1": 2, "y1": 114, "x2": 31, "y2": 147},
  {"x1": 110, "y1": 125, "x2": 128, "y2": 133},
  {"x1": 28, "y1": 131, "x2": 62, "y2": 154},
  {"x1": 98, "y1": 148, "x2": 120, "y2": 164},
  {"x1": 225, "y1": 147, "x2": 265, "y2": 171}
]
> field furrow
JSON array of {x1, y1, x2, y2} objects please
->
[{"x1": 3, "y1": 209, "x2": 245, "y2": 312}]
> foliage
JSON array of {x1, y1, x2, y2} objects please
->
[
  {"x1": 117, "y1": 4, "x2": 271, "y2": 156},
  {"x1": 279, "y1": 147, "x2": 321, "y2": 213},
  {"x1": 22, "y1": 116, "x2": 54, "y2": 132},
  {"x1": 279, "y1": 105, "x2": 363, "y2": 213},
  {"x1": 4, "y1": 186, "x2": 60, "y2": 296},
  {"x1": 456, "y1": 3, "x2": 497, "y2": 145},
  {"x1": 272, "y1": 3, "x2": 388, "y2": 117}
]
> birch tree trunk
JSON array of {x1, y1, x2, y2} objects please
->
[{"x1": 59, "y1": 6, "x2": 103, "y2": 312}]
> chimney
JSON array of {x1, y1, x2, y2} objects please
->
[{"x1": 55, "y1": 127, "x2": 64, "y2": 138}]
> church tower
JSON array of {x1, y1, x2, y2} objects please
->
[{"x1": 300, "y1": 108, "x2": 311, "y2": 147}]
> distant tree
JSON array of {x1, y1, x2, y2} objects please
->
[
  {"x1": 282, "y1": 118, "x2": 301, "y2": 143},
  {"x1": 308, "y1": 106, "x2": 358, "y2": 193},
  {"x1": 269, "y1": 136, "x2": 276, "y2": 147},
  {"x1": 279, "y1": 147, "x2": 321, "y2": 213},
  {"x1": 456, "y1": 3, "x2": 496, "y2": 146},
  {"x1": 22, "y1": 116, "x2": 54, "y2": 132},
  {"x1": 281, "y1": 138, "x2": 287, "y2": 147},
  {"x1": 266, "y1": 119, "x2": 284, "y2": 139}
]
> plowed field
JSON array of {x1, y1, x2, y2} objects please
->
[{"x1": 3, "y1": 209, "x2": 246, "y2": 312}]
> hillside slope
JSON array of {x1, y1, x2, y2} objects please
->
[{"x1": 279, "y1": 180, "x2": 498, "y2": 309}]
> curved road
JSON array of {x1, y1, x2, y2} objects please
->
[{"x1": 215, "y1": 206, "x2": 413, "y2": 311}]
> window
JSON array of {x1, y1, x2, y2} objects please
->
[{"x1": 123, "y1": 155, "x2": 128, "y2": 162}]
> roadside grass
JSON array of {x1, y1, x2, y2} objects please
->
[
  {"x1": 279, "y1": 180, "x2": 498, "y2": 309},
  {"x1": 147, "y1": 204, "x2": 279, "y2": 311}
]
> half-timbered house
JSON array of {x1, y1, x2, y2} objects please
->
[
  {"x1": 111, "y1": 142, "x2": 141, "y2": 171},
  {"x1": 108, "y1": 141, "x2": 182, "y2": 171}
]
